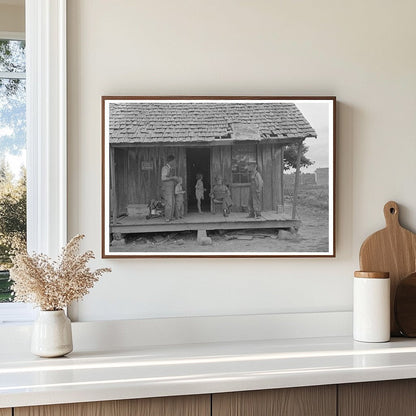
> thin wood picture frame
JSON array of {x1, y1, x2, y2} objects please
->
[{"x1": 102, "y1": 96, "x2": 336, "y2": 258}]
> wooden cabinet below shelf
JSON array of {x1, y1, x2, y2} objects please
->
[
  {"x1": 11, "y1": 379, "x2": 416, "y2": 416},
  {"x1": 14, "y1": 395, "x2": 210, "y2": 416},
  {"x1": 338, "y1": 379, "x2": 416, "y2": 416},
  {"x1": 212, "y1": 385, "x2": 337, "y2": 416}
]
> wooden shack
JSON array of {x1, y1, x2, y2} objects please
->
[{"x1": 108, "y1": 101, "x2": 316, "y2": 226}]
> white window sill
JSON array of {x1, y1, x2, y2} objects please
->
[{"x1": 0, "y1": 303, "x2": 36, "y2": 324}]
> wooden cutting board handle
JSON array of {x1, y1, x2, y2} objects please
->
[
  {"x1": 359, "y1": 201, "x2": 416, "y2": 336},
  {"x1": 383, "y1": 201, "x2": 400, "y2": 229}
]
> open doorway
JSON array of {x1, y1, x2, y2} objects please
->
[{"x1": 186, "y1": 148, "x2": 211, "y2": 212}]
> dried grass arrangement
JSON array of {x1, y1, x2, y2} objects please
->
[{"x1": 10, "y1": 234, "x2": 111, "y2": 311}]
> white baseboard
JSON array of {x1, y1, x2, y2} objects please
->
[{"x1": 0, "y1": 311, "x2": 352, "y2": 353}]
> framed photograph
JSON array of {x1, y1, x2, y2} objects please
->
[{"x1": 102, "y1": 96, "x2": 335, "y2": 258}]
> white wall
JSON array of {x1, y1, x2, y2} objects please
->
[{"x1": 67, "y1": 0, "x2": 416, "y2": 322}]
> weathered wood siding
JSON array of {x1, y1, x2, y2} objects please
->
[
  {"x1": 210, "y1": 146, "x2": 232, "y2": 186},
  {"x1": 113, "y1": 146, "x2": 187, "y2": 216},
  {"x1": 256, "y1": 143, "x2": 284, "y2": 211},
  {"x1": 230, "y1": 184, "x2": 250, "y2": 212},
  {"x1": 229, "y1": 143, "x2": 284, "y2": 212}
]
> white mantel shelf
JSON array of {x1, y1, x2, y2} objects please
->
[{"x1": 2, "y1": 336, "x2": 416, "y2": 409}]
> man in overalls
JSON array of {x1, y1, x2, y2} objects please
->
[
  {"x1": 247, "y1": 162, "x2": 264, "y2": 219},
  {"x1": 161, "y1": 155, "x2": 178, "y2": 222}
]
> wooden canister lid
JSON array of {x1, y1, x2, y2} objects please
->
[{"x1": 354, "y1": 271, "x2": 389, "y2": 279}]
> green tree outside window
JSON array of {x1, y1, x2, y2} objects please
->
[{"x1": 0, "y1": 39, "x2": 27, "y2": 302}]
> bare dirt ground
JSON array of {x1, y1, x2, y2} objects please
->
[{"x1": 112, "y1": 184, "x2": 329, "y2": 254}]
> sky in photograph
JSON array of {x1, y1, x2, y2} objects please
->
[{"x1": 295, "y1": 101, "x2": 331, "y2": 174}]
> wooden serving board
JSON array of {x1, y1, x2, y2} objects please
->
[{"x1": 359, "y1": 201, "x2": 416, "y2": 336}]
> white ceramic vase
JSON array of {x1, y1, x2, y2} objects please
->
[{"x1": 31, "y1": 310, "x2": 73, "y2": 357}]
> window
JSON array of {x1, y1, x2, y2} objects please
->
[
  {"x1": 0, "y1": 1, "x2": 67, "y2": 324},
  {"x1": 231, "y1": 144, "x2": 257, "y2": 184},
  {"x1": 0, "y1": 37, "x2": 26, "y2": 304}
]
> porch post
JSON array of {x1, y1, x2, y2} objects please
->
[
  {"x1": 291, "y1": 140, "x2": 303, "y2": 219},
  {"x1": 110, "y1": 146, "x2": 118, "y2": 224}
]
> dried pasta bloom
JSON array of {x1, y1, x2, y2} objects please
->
[{"x1": 10, "y1": 235, "x2": 111, "y2": 311}]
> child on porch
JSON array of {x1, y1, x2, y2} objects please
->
[
  {"x1": 210, "y1": 176, "x2": 233, "y2": 217},
  {"x1": 174, "y1": 177, "x2": 186, "y2": 219},
  {"x1": 195, "y1": 173, "x2": 206, "y2": 214}
]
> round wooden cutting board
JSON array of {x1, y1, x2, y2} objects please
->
[
  {"x1": 359, "y1": 201, "x2": 416, "y2": 336},
  {"x1": 395, "y1": 272, "x2": 416, "y2": 337}
]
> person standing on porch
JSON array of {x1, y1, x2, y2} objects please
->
[
  {"x1": 247, "y1": 162, "x2": 264, "y2": 219},
  {"x1": 174, "y1": 177, "x2": 186, "y2": 219},
  {"x1": 195, "y1": 173, "x2": 205, "y2": 214},
  {"x1": 161, "y1": 155, "x2": 178, "y2": 222}
]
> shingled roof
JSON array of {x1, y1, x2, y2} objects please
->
[{"x1": 109, "y1": 102, "x2": 317, "y2": 145}]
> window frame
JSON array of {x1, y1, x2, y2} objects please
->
[
  {"x1": 0, "y1": 0, "x2": 67, "y2": 324},
  {"x1": 26, "y1": 0, "x2": 67, "y2": 257}
]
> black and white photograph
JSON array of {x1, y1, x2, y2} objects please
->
[{"x1": 102, "y1": 97, "x2": 335, "y2": 257}]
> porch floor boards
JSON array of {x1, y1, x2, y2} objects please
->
[{"x1": 110, "y1": 211, "x2": 300, "y2": 234}]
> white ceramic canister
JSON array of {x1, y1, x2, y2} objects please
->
[{"x1": 353, "y1": 271, "x2": 390, "y2": 343}]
